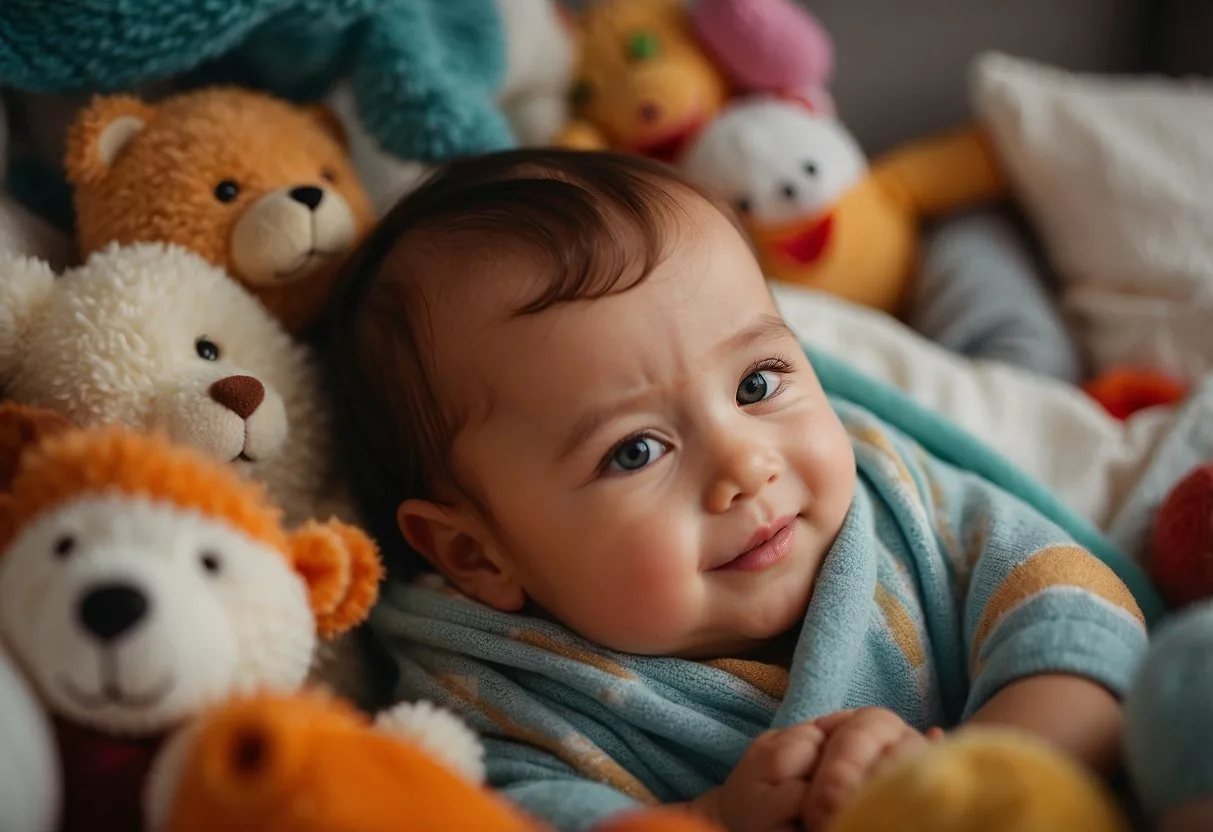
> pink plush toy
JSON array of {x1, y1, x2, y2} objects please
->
[{"x1": 690, "y1": 0, "x2": 834, "y2": 106}]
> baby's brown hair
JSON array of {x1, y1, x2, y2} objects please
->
[{"x1": 327, "y1": 149, "x2": 723, "y2": 574}]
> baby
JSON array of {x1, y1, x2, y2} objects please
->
[{"x1": 328, "y1": 150, "x2": 1148, "y2": 832}]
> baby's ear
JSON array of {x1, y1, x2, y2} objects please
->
[
  {"x1": 288, "y1": 519, "x2": 384, "y2": 638},
  {"x1": 0, "y1": 255, "x2": 58, "y2": 385},
  {"x1": 64, "y1": 95, "x2": 157, "y2": 187},
  {"x1": 303, "y1": 104, "x2": 349, "y2": 150}
]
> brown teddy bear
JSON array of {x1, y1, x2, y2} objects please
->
[{"x1": 64, "y1": 87, "x2": 376, "y2": 336}]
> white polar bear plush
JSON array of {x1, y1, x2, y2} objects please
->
[
  {"x1": 0, "y1": 415, "x2": 381, "y2": 831},
  {"x1": 0, "y1": 242, "x2": 337, "y2": 526}
]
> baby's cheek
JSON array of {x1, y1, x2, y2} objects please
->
[{"x1": 588, "y1": 523, "x2": 704, "y2": 651}]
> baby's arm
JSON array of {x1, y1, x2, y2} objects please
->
[
  {"x1": 943, "y1": 458, "x2": 1149, "y2": 771},
  {"x1": 967, "y1": 674, "x2": 1122, "y2": 774}
]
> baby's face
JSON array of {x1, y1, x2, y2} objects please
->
[{"x1": 423, "y1": 193, "x2": 856, "y2": 657}]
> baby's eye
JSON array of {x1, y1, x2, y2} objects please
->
[
  {"x1": 606, "y1": 435, "x2": 669, "y2": 474},
  {"x1": 737, "y1": 370, "x2": 780, "y2": 406}
]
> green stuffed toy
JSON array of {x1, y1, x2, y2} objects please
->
[{"x1": 0, "y1": 0, "x2": 512, "y2": 163}]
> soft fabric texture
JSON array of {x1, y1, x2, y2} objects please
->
[
  {"x1": 53, "y1": 719, "x2": 163, "y2": 832},
  {"x1": 0, "y1": 645, "x2": 59, "y2": 832},
  {"x1": 770, "y1": 284, "x2": 1176, "y2": 541},
  {"x1": 689, "y1": 0, "x2": 833, "y2": 95},
  {"x1": 973, "y1": 52, "x2": 1213, "y2": 383},
  {"x1": 0, "y1": 242, "x2": 338, "y2": 526},
  {"x1": 907, "y1": 206, "x2": 1081, "y2": 383},
  {"x1": 1124, "y1": 601, "x2": 1213, "y2": 820},
  {"x1": 64, "y1": 87, "x2": 375, "y2": 336},
  {"x1": 375, "y1": 399, "x2": 1152, "y2": 831},
  {"x1": 0, "y1": 0, "x2": 511, "y2": 164}
]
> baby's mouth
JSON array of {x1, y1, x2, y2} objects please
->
[{"x1": 714, "y1": 517, "x2": 797, "y2": 572}]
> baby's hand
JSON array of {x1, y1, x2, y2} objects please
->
[
  {"x1": 800, "y1": 707, "x2": 941, "y2": 830},
  {"x1": 698, "y1": 722, "x2": 827, "y2": 832}
]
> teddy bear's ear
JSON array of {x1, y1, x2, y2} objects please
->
[
  {"x1": 288, "y1": 519, "x2": 383, "y2": 638},
  {"x1": 303, "y1": 104, "x2": 349, "y2": 150},
  {"x1": 0, "y1": 402, "x2": 72, "y2": 492},
  {"x1": 64, "y1": 95, "x2": 157, "y2": 188}
]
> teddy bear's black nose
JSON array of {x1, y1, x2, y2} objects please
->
[
  {"x1": 78, "y1": 583, "x2": 150, "y2": 643},
  {"x1": 288, "y1": 186, "x2": 325, "y2": 211}
]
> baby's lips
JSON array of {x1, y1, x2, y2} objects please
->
[{"x1": 750, "y1": 211, "x2": 837, "y2": 267}]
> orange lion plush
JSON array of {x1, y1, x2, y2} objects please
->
[
  {"x1": 154, "y1": 689, "x2": 722, "y2": 832},
  {"x1": 64, "y1": 87, "x2": 376, "y2": 336},
  {"x1": 0, "y1": 410, "x2": 383, "y2": 832}
]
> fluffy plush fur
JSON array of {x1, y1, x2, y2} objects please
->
[
  {"x1": 0, "y1": 242, "x2": 337, "y2": 526},
  {"x1": 150, "y1": 689, "x2": 720, "y2": 832},
  {"x1": 0, "y1": 416, "x2": 381, "y2": 831},
  {"x1": 64, "y1": 87, "x2": 375, "y2": 335}
]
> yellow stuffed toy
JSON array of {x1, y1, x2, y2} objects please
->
[
  {"x1": 557, "y1": 0, "x2": 730, "y2": 161},
  {"x1": 825, "y1": 728, "x2": 1129, "y2": 832},
  {"x1": 680, "y1": 96, "x2": 1008, "y2": 316}
]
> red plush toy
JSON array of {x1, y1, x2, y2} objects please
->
[
  {"x1": 1151, "y1": 464, "x2": 1213, "y2": 607},
  {"x1": 1083, "y1": 368, "x2": 1187, "y2": 421}
]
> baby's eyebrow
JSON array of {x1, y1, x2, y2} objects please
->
[{"x1": 717, "y1": 314, "x2": 796, "y2": 356}]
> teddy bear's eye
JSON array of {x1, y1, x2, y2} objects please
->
[
  {"x1": 213, "y1": 180, "x2": 241, "y2": 203},
  {"x1": 803, "y1": 161, "x2": 819, "y2": 177},
  {"x1": 321, "y1": 168, "x2": 336, "y2": 184},
  {"x1": 735, "y1": 197, "x2": 752, "y2": 215},
  {"x1": 53, "y1": 534, "x2": 76, "y2": 560},
  {"x1": 195, "y1": 338, "x2": 221, "y2": 362},
  {"x1": 200, "y1": 551, "x2": 222, "y2": 576}
]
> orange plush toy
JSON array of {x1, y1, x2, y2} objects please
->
[
  {"x1": 154, "y1": 689, "x2": 722, "y2": 832},
  {"x1": 681, "y1": 97, "x2": 1008, "y2": 316},
  {"x1": 64, "y1": 87, "x2": 376, "y2": 336},
  {"x1": 0, "y1": 414, "x2": 383, "y2": 832}
]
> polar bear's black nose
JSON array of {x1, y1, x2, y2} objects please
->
[
  {"x1": 78, "y1": 583, "x2": 149, "y2": 643},
  {"x1": 288, "y1": 186, "x2": 324, "y2": 211}
]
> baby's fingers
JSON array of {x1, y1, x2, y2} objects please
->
[
  {"x1": 799, "y1": 712, "x2": 915, "y2": 829},
  {"x1": 742, "y1": 722, "x2": 827, "y2": 784}
]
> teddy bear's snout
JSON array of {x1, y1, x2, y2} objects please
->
[{"x1": 229, "y1": 185, "x2": 358, "y2": 288}]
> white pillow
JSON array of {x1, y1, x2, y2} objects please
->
[{"x1": 972, "y1": 52, "x2": 1213, "y2": 383}]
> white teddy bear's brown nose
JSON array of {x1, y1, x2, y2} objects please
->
[{"x1": 209, "y1": 375, "x2": 266, "y2": 421}]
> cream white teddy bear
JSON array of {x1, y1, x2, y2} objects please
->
[
  {"x1": 0, "y1": 415, "x2": 382, "y2": 831},
  {"x1": 0, "y1": 242, "x2": 339, "y2": 526}
]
